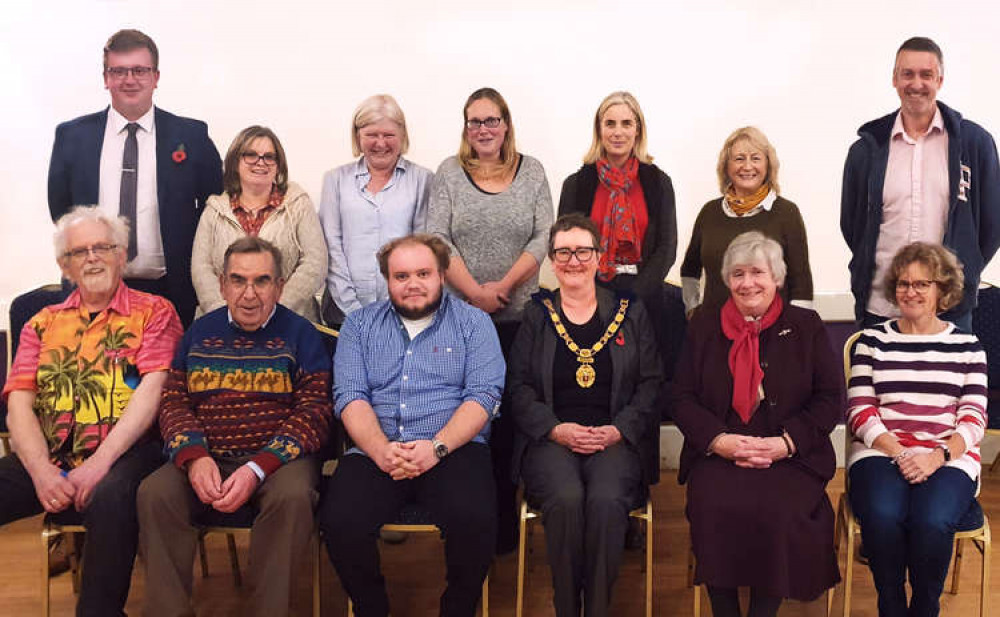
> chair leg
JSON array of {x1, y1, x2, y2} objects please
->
[
  {"x1": 980, "y1": 532, "x2": 991, "y2": 617},
  {"x1": 693, "y1": 583, "x2": 701, "y2": 617},
  {"x1": 843, "y1": 518, "x2": 856, "y2": 617},
  {"x1": 644, "y1": 505, "x2": 653, "y2": 617},
  {"x1": 347, "y1": 596, "x2": 354, "y2": 617},
  {"x1": 481, "y1": 569, "x2": 489, "y2": 617},
  {"x1": 41, "y1": 526, "x2": 53, "y2": 617},
  {"x1": 951, "y1": 537, "x2": 965, "y2": 594},
  {"x1": 515, "y1": 500, "x2": 529, "y2": 617},
  {"x1": 226, "y1": 533, "x2": 242, "y2": 587},
  {"x1": 313, "y1": 531, "x2": 321, "y2": 617},
  {"x1": 69, "y1": 532, "x2": 83, "y2": 594},
  {"x1": 198, "y1": 533, "x2": 209, "y2": 578}
]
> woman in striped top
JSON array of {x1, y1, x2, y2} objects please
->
[{"x1": 847, "y1": 242, "x2": 987, "y2": 617}]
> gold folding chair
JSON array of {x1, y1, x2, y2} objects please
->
[
  {"x1": 41, "y1": 516, "x2": 85, "y2": 617},
  {"x1": 515, "y1": 497, "x2": 652, "y2": 617}
]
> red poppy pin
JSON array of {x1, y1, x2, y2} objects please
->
[
  {"x1": 172, "y1": 144, "x2": 187, "y2": 163},
  {"x1": 615, "y1": 332, "x2": 625, "y2": 346}
]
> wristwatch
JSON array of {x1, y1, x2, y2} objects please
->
[
  {"x1": 432, "y1": 439, "x2": 449, "y2": 460},
  {"x1": 937, "y1": 444, "x2": 952, "y2": 462}
]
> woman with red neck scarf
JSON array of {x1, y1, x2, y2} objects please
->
[
  {"x1": 558, "y1": 91, "x2": 677, "y2": 350},
  {"x1": 672, "y1": 231, "x2": 842, "y2": 617}
]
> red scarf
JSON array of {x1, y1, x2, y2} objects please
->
[
  {"x1": 595, "y1": 157, "x2": 641, "y2": 282},
  {"x1": 720, "y1": 294, "x2": 783, "y2": 423}
]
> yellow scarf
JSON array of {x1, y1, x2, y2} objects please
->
[{"x1": 725, "y1": 183, "x2": 771, "y2": 216}]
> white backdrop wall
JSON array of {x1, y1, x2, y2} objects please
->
[{"x1": 3, "y1": 0, "x2": 1000, "y2": 325}]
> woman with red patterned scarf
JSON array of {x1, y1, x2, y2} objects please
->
[{"x1": 558, "y1": 91, "x2": 677, "y2": 348}]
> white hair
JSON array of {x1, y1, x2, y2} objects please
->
[
  {"x1": 53, "y1": 206, "x2": 129, "y2": 259},
  {"x1": 721, "y1": 231, "x2": 787, "y2": 288}
]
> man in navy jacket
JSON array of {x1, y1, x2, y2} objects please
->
[
  {"x1": 47, "y1": 29, "x2": 222, "y2": 326},
  {"x1": 841, "y1": 36, "x2": 1000, "y2": 330}
]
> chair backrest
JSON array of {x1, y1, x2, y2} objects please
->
[{"x1": 971, "y1": 284, "x2": 1000, "y2": 429}]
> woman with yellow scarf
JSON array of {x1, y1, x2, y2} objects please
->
[{"x1": 680, "y1": 127, "x2": 813, "y2": 317}]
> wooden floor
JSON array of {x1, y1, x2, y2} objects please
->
[{"x1": 1, "y1": 469, "x2": 997, "y2": 616}]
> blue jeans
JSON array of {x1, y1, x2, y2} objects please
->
[{"x1": 848, "y1": 457, "x2": 976, "y2": 617}]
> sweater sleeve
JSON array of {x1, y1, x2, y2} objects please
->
[
  {"x1": 279, "y1": 191, "x2": 328, "y2": 317},
  {"x1": 634, "y1": 170, "x2": 677, "y2": 295},
  {"x1": 190, "y1": 200, "x2": 227, "y2": 314},
  {"x1": 251, "y1": 321, "x2": 333, "y2": 476},
  {"x1": 779, "y1": 199, "x2": 814, "y2": 304},
  {"x1": 522, "y1": 158, "x2": 554, "y2": 265},
  {"x1": 426, "y1": 160, "x2": 459, "y2": 255},
  {"x1": 161, "y1": 330, "x2": 211, "y2": 469},
  {"x1": 972, "y1": 125, "x2": 1000, "y2": 265},
  {"x1": 954, "y1": 342, "x2": 988, "y2": 452},
  {"x1": 846, "y1": 334, "x2": 888, "y2": 448}
]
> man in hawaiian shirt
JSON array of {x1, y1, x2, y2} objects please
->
[{"x1": 0, "y1": 206, "x2": 182, "y2": 617}]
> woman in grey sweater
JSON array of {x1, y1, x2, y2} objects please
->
[{"x1": 427, "y1": 87, "x2": 554, "y2": 553}]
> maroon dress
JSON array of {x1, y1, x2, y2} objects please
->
[{"x1": 671, "y1": 304, "x2": 843, "y2": 600}]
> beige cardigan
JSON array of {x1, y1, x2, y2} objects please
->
[{"x1": 191, "y1": 181, "x2": 328, "y2": 321}]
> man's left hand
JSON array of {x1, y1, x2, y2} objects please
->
[
  {"x1": 66, "y1": 454, "x2": 113, "y2": 511},
  {"x1": 212, "y1": 466, "x2": 260, "y2": 513},
  {"x1": 397, "y1": 440, "x2": 439, "y2": 478}
]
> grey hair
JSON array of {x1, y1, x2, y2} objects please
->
[
  {"x1": 53, "y1": 206, "x2": 129, "y2": 259},
  {"x1": 721, "y1": 231, "x2": 787, "y2": 288}
]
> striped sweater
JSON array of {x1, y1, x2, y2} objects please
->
[{"x1": 846, "y1": 320, "x2": 988, "y2": 480}]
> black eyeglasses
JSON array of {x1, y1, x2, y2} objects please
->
[
  {"x1": 896, "y1": 279, "x2": 937, "y2": 293},
  {"x1": 63, "y1": 243, "x2": 119, "y2": 260},
  {"x1": 466, "y1": 117, "x2": 502, "y2": 130},
  {"x1": 241, "y1": 151, "x2": 278, "y2": 166},
  {"x1": 105, "y1": 66, "x2": 155, "y2": 80},
  {"x1": 552, "y1": 247, "x2": 597, "y2": 263}
]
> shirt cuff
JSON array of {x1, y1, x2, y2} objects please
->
[{"x1": 244, "y1": 461, "x2": 266, "y2": 482}]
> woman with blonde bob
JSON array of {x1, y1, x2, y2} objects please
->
[
  {"x1": 192, "y1": 125, "x2": 327, "y2": 320},
  {"x1": 847, "y1": 242, "x2": 986, "y2": 617},
  {"x1": 673, "y1": 231, "x2": 841, "y2": 617},
  {"x1": 558, "y1": 91, "x2": 677, "y2": 308},
  {"x1": 427, "y1": 86, "x2": 554, "y2": 553},
  {"x1": 318, "y1": 94, "x2": 433, "y2": 325},
  {"x1": 681, "y1": 126, "x2": 812, "y2": 316}
]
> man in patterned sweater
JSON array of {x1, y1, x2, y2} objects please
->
[{"x1": 137, "y1": 236, "x2": 331, "y2": 617}]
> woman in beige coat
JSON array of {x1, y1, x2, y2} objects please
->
[{"x1": 192, "y1": 125, "x2": 327, "y2": 320}]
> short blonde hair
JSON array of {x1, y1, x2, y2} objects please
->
[
  {"x1": 882, "y1": 242, "x2": 964, "y2": 312},
  {"x1": 583, "y1": 91, "x2": 653, "y2": 165},
  {"x1": 721, "y1": 231, "x2": 787, "y2": 288},
  {"x1": 716, "y1": 126, "x2": 781, "y2": 195},
  {"x1": 458, "y1": 87, "x2": 518, "y2": 178},
  {"x1": 350, "y1": 94, "x2": 410, "y2": 157}
]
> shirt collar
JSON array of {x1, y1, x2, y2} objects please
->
[
  {"x1": 227, "y1": 304, "x2": 278, "y2": 331},
  {"x1": 108, "y1": 105, "x2": 155, "y2": 136},
  {"x1": 721, "y1": 188, "x2": 777, "y2": 217},
  {"x1": 55, "y1": 280, "x2": 133, "y2": 316},
  {"x1": 354, "y1": 156, "x2": 408, "y2": 179},
  {"x1": 892, "y1": 105, "x2": 944, "y2": 143}
]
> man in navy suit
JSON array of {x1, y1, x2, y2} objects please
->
[{"x1": 48, "y1": 29, "x2": 223, "y2": 325}]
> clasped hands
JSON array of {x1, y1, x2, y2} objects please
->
[
  {"x1": 33, "y1": 455, "x2": 113, "y2": 514},
  {"x1": 549, "y1": 422, "x2": 622, "y2": 454},
  {"x1": 471, "y1": 281, "x2": 510, "y2": 314},
  {"x1": 893, "y1": 448, "x2": 944, "y2": 484},
  {"x1": 188, "y1": 457, "x2": 260, "y2": 513},
  {"x1": 712, "y1": 434, "x2": 788, "y2": 468},
  {"x1": 375, "y1": 440, "x2": 440, "y2": 480}
]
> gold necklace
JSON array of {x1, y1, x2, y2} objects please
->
[{"x1": 542, "y1": 297, "x2": 628, "y2": 388}]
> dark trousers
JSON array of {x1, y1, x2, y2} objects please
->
[
  {"x1": 0, "y1": 440, "x2": 163, "y2": 617},
  {"x1": 521, "y1": 441, "x2": 641, "y2": 617},
  {"x1": 493, "y1": 319, "x2": 520, "y2": 553},
  {"x1": 320, "y1": 443, "x2": 496, "y2": 617},
  {"x1": 849, "y1": 457, "x2": 977, "y2": 617}
]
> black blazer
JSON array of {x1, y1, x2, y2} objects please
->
[
  {"x1": 558, "y1": 162, "x2": 677, "y2": 298},
  {"x1": 47, "y1": 106, "x2": 223, "y2": 325},
  {"x1": 509, "y1": 287, "x2": 663, "y2": 487}
]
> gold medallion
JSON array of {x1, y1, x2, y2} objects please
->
[{"x1": 576, "y1": 363, "x2": 596, "y2": 388}]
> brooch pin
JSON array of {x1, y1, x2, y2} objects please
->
[
  {"x1": 172, "y1": 144, "x2": 187, "y2": 163},
  {"x1": 778, "y1": 328, "x2": 792, "y2": 337}
]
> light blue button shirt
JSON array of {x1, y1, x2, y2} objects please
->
[{"x1": 319, "y1": 157, "x2": 433, "y2": 315}]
